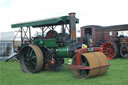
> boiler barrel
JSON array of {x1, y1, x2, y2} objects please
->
[{"x1": 56, "y1": 46, "x2": 75, "y2": 58}]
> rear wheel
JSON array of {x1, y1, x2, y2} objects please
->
[
  {"x1": 19, "y1": 45, "x2": 44, "y2": 73},
  {"x1": 102, "y1": 41, "x2": 118, "y2": 59},
  {"x1": 120, "y1": 46, "x2": 128, "y2": 58}
]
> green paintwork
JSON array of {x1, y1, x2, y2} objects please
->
[
  {"x1": 21, "y1": 44, "x2": 25, "y2": 48},
  {"x1": 39, "y1": 40, "x2": 44, "y2": 46},
  {"x1": 11, "y1": 16, "x2": 79, "y2": 28},
  {"x1": 33, "y1": 39, "x2": 57, "y2": 48},
  {"x1": 33, "y1": 39, "x2": 70, "y2": 57},
  {"x1": 43, "y1": 39, "x2": 58, "y2": 48},
  {"x1": 32, "y1": 39, "x2": 71, "y2": 58},
  {"x1": 33, "y1": 39, "x2": 40, "y2": 45},
  {"x1": 56, "y1": 46, "x2": 70, "y2": 58}
]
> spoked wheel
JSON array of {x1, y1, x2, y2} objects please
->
[
  {"x1": 19, "y1": 45, "x2": 44, "y2": 73},
  {"x1": 120, "y1": 46, "x2": 128, "y2": 58},
  {"x1": 71, "y1": 55, "x2": 90, "y2": 78},
  {"x1": 71, "y1": 52, "x2": 109, "y2": 78},
  {"x1": 102, "y1": 41, "x2": 118, "y2": 59}
]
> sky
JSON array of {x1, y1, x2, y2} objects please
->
[{"x1": 0, "y1": 0, "x2": 128, "y2": 36}]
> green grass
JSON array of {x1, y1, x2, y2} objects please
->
[{"x1": 0, "y1": 59, "x2": 128, "y2": 85}]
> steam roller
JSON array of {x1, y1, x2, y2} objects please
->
[{"x1": 11, "y1": 12, "x2": 110, "y2": 78}]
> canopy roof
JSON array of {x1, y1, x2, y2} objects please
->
[
  {"x1": 99, "y1": 24, "x2": 128, "y2": 31},
  {"x1": 81, "y1": 24, "x2": 128, "y2": 31},
  {"x1": 11, "y1": 16, "x2": 79, "y2": 28}
]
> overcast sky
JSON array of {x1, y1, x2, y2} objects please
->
[{"x1": 0, "y1": 0, "x2": 128, "y2": 36}]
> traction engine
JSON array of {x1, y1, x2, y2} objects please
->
[
  {"x1": 81, "y1": 25, "x2": 128, "y2": 59},
  {"x1": 11, "y1": 13, "x2": 110, "y2": 78}
]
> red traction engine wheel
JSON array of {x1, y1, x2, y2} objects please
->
[{"x1": 101, "y1": 41, "x2": 118, "y2": 59}]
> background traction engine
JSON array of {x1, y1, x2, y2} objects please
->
[
  {"x1": 12, "y1": 13, "x2": 110, "y2": 78},
  {"x1": 81, "y1": 25, "x2": 128, "y2": 59}
]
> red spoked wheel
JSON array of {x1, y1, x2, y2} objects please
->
[{"x1": 101, "y1": 41, "x2": 118, "y2": 59}]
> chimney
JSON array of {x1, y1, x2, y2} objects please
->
[{"x1": 69, "y1": 13, "x2": 76, "y2": 40}]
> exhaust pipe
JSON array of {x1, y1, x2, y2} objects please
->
[{"x1": 69, "y1": 13, "x2": 76, "y2": 40}]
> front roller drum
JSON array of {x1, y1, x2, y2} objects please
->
[
  {"x1": 19, "y1": 45, "x2": 44, "y2": 73},
  {"x1": 71, "y1": 52, "x2": 109, "y2": 78}
]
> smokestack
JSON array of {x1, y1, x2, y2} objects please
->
[{"x1": 69, "y1": 13, "x2": 76, "y2": 40}]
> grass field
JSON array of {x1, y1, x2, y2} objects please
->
[{"x1": 0, "y1": 59, "x2": 128, "y2": 85}]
